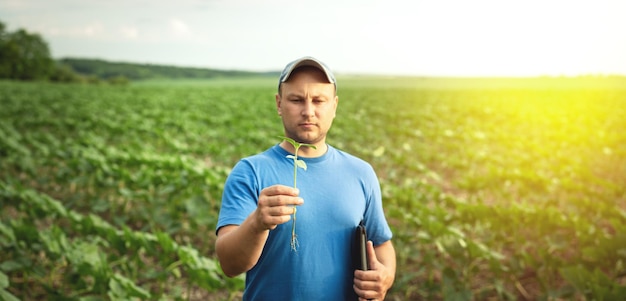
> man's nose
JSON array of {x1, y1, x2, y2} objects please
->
[{"x1": 301, "y1": 101, "x2": 315, "y2": 117}]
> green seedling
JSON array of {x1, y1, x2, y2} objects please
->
[{"x1": 279, "y1": 136, "x2": 316, "y2": 251}]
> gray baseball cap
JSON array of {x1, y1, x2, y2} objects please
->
[{"x1": 278, "y1": 56, "x2": 336, "y2": 92}]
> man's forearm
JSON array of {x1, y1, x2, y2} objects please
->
[{"x1": 215, "y1": 212, "x2": 269, "y2": 277}]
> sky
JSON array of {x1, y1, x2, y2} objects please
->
[{"x1": 1, "y1": 0, "x2": 625, "y2": 77}]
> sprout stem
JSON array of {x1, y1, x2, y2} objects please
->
[{"x1": 279, "y1": 136, "x2": 316, "y2": 252}]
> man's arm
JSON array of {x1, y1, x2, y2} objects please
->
[
  {"x1": 353, "y1": 240, "x2": 396, "y2": 300},
  {"x1": 215, "y1": 185, "x2": 302, "y2": 277},
  {"x1": 215, "y1": 221, "x2": 268, "y2": 277}
]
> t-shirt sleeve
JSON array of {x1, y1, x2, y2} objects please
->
[
  {"x1": 216, "y1": 159, "x2": 259, "y2": 234},
  {"x1": 363, "y1": 165, "x2": 393, "y2": 246}
]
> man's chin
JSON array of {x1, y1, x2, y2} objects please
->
[{"x1": 294, "y1": 133, "x2": 320, "y2": 145}]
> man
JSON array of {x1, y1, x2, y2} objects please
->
[{"x1": 215, "y1": 56, "x2": 396, "y2": 300}]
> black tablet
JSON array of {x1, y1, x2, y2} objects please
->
[{"x1": 355, "y1": 220, "x2": 369, "y2": 271}]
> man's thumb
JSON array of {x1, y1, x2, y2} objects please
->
[{"x1": 366, "y1": 240, "x2": 378, "y2": 270}]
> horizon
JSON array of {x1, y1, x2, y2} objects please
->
[
  {"x1": 2, "y1": 0, "x2": 625, "y2": 77},
  {"x1": 56, "y1": 57, "x2": 626, "y2": 79}
]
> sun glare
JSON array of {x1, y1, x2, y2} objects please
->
[{"x1": 355, "y1": 0, "x2": 625, "y2": 76}]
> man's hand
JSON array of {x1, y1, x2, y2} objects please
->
[
  {"x1": 353, "y1": 241, "x2": 394, "y2": 301},
  {"x1": 254, "y1": 185, "x2": 303, "y2": 231},
  {"x1": 216, "y1": 184, "x2": 304, "y2": 277}
]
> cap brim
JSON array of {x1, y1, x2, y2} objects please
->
[{"x1": 279, "y1": 56, "x2": 336, "y2": 85}]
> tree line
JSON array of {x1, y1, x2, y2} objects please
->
[
  {"x1": 59, "y1": 58, "x2": 275, "y2": 81},
  {"x1": 0, "y1": 20, "x2": 276, "y2": 84},
  {"x1": 0, "y1": 21, "x2": 56, "y2": 81}
]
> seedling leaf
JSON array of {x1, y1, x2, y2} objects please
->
[{"x1": 296, "y1": 159, "x2": 307, "y2": 170}]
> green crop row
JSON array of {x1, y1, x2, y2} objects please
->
[
  {"x1": 0, "y1": 180, "x2": 244, "y2": 300},
  {"x1": 1, "y1": 78, "x2": 626, "y2": 300}
]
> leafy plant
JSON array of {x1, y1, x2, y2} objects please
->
[
  {"x1": 279, "y1": 136, "x2": 316, "y2": 251},
  {"x1": 1, "y1": 77, "x2": 625, "y2": 300}
]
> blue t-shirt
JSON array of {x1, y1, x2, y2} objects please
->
[{"x1": 217, "y1": 144, "x2": 393, "y2": 301}]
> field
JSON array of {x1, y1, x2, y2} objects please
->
[{"x1": 1, "y1": 76, "x2": 625, "y2": 300}]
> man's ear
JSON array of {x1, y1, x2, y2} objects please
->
[{"x1": 275, "y1": 93, "x2": 282, "y2": 116}]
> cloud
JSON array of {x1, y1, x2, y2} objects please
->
[
  {"x1": 43, "y1": 22, "x2": 105, "y2": 38},
  {"x1": 120, "y1": 26, "x2": 139, "y2": 39},
  {"x1": 164, "y1": 18, "x2": 209, "y2": 44},
  {"x1": 81, "y1": 23, "x2": 104, "y2": 37},
  {"x1": 169, "y1": 18, "x2": 191, "y2": 37}
]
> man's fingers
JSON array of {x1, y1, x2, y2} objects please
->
[
  {"x1": 258, "y1": 200, "x2": 299, "y2": 218},
  {"x1": 265, "y1": 195, "x2": 303, "y2": 207},
  {"x1": 354, "y1": 283, "x2": 380, "y2": 301},
  {"x1": 265, "y1": 214, "x2": 292, "y2": 226},
  {"x1": 269, "y1": 205, "x2": 297, "y2": 216},
  {"x1": 259, "y1": 186, "x2": 303, "y2": 208},
  {"x1": 258, "y1": 206, "x2": 295, "y2": 229},
  {"x1": 258, "y1": 194, "x2": 303, "y2": 209},
  {"x1": 261, "y1": 185, "x2": 299, "y2": 197}
]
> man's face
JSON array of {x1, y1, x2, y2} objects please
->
[{"x1": 276, "y1": 67, "x2": 338, "y2": 146}]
